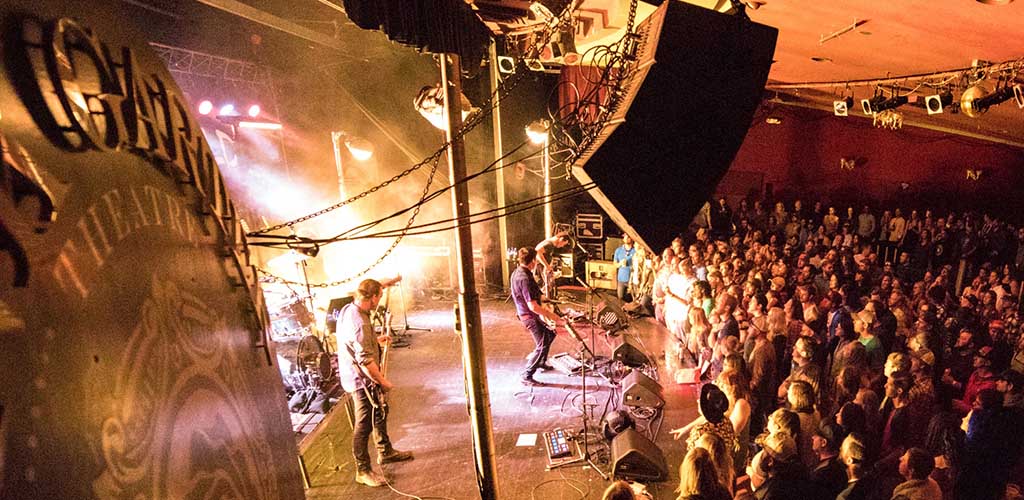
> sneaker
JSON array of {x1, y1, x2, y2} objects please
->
[
  {"x1": 521, "y1": 375, "x2": 543, "y2": 387},
  {"x1": 355, "y1": 469, "x2": 386, "y2": 487},
  {"x1": 378, "y1": 449, "x2": 414, "y2": 464}
]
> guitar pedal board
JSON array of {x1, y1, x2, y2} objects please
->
[{"x1": 543, "y1": 428, "x2": 573, "y2": 460}]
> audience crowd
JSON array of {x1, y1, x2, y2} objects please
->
[{"x1": 613, "y1": 197, "x2": 1024, "y2": 500}]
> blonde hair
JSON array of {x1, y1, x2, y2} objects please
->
[
  {"x1": 677, "y1": 447, "x2": 728, "y2": 497},
  {"x1": 695, "y1": 433, "x2": 734, "y2": 493}
]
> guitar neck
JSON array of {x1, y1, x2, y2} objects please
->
[{"x1": 380, "y1": 312, "x2": 391, "y2": 378}]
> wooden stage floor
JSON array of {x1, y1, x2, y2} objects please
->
[{"x1": 297, "y1": 293, "x2": 700, "y2": 499}]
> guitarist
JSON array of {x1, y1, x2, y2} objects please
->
[
  {"x1": 534, "y1": 230, "x2": 570, "y2": 299},
  {"x1": 512, "y1": 247, "x2": 566, "y2": 386},
  {"x1": 336, "y1": 279, "x2": 414, "y2": 488}
]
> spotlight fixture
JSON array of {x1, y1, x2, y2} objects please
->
[
  {"x1": 344, "y1": 136, "x2": 374, "y2": 161},
  {"x1": 524, "y1": 58, "x2": 545, "y2": 72},
  {"x1": 219, "y1": 103, "x2": 236, "y2": 116},
  {"x1": 924, "y1": 92, "x2": 954, "y2": 115},
  {"x1": 525, "y1": 119, "x2": 550, "y2": 144},
  {"x1": 833, "y1": 97, "x2": 854, "y2": 116},
  {"x1": 198, "y1": 100, "x2": 214, "y2": 115},
  {"x1": 496, "y1": 55, "x2": 516, "y2": 74},
  {"x1": 247, "y1": 104, "x2": 261, "y2": 118},
  {"x1": 961, "y1": 84, "x2": 1017, "y2": 118},
  {"x1": 413, "y1": 83, "x2": 476, "y2": 130},
  {"x1": 861, "y1": 94, "x2": 886, "y2": 115},
  {"x1": 1013, "y1": 85, "x2": 1024, "y2": 109}
]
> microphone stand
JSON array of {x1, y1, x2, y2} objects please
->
[{"x1": 548, "y1": 295, "x2": 609, "y2": 480}]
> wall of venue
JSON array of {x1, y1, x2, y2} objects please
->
[{"x1": 723, "y1": 105, "x2": 1024, "y2": 219}]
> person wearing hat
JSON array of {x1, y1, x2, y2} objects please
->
[
  {"x1": 670, "y1": 383, "x2": 737, "y2": 453},
  {"x1": 747, "y1": 432, "x2": 821, "y2": 499},
  {"x1": 988, "y1": 319, "x2": 1013, "y2": 373},
  {"x1": 811, "y1": 420, "x2": 848, "y2": 498},
  {"x1": 953, "y1": 346, "x2": 997, "y2": 415},
  {"x1": 996, "y1": 369, "x2": 1024, "y2": 410}
]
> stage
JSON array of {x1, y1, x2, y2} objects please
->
[{"x1": 296, "y1": 292, "x2": 700, "y2": 499}]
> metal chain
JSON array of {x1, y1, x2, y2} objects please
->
[
  {"x1": 248, "y1": 6, "x2": 573, "y2": 237},
  {"x1": 257, "y1": 155, "x2": 442, "y2": 288}
]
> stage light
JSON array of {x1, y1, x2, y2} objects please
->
[
  {"x1": 924, "y1": 92, "x2": 954, "y2": 115},
  {"x1": 833, "y1": 97, "x2": 853, "y2": 116},
  {"x1": 345, "y1": 136, "x2": 374, "y2": 161},
  {"x1": 414, "y1": 83, "x2": 475, "y2": 130},
  {"x1": 219, "y1": 103, "x2": 236, "y2": 116},
  {"x1": 961, "y1": 84, "x2": 1017, "y2": 117},
  {"x1": 525, "y1": 119, "x2": 550, "y2": 144},
  {"x1": 247, "y1": 104, "x2": 261, "y2": 117},
  {"x1": 238, "y1": 121, "x2": 283, "y2": 130},
  {"x1": 198, "y1": 100, "x2": 214, "y2": 115},
  {"x1": 861, "y1": 94, "x2": 886, "y2": 115},
  {"x1": 496, "y1": 56, "x2": 516, "y2": 74},
  {"x1": 1014, "y1": 85, "x2": 1024, "y2": 108}
]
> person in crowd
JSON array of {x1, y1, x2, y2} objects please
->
[
  {"x1": 787, "y1": 380, "x2": 821, "y2": 468},
  {"x1": 838, "y1": 433, "x2": 871, "y2": 500},
  {"x1": 677, "y1": 447, "x2": 732, "y2": 500},
  {"x1": 811, "y1": 420, "x2": 849, "y2": 498},
  {"x1": 602, "y1": 480, "x2": 636, "y2": 500},
  {"x1": 892, "y1": 447, "x2": 943, "y2": 500},
  {"x1": 694, "y1": 433, "x2": 734, "y2": 495},
  {"x1": 671, "y1": 383, "x2": 737, "y2": 452}
]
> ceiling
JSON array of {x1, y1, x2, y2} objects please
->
[{"x1": 473, "y1": 0, "x2": 1024, "y2": 146}]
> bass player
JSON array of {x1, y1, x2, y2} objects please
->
[{"x1": 336, "y1": 278, "x2": 414, "y2": 488}]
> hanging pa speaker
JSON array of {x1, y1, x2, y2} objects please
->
[
  {"x1": 610, "y1": 428, "x2": 668, "y2": 482},
  {"x1": 620, "y1": 368, "x2": 664, "y2": 409},
  {"x1": 567, "y1": 1, "x2": 777, "y2": 252}
]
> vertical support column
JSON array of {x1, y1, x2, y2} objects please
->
[
  {"x1": 441, "y1": 54, "x2": 499, "y2": 500},
  {"x1": 489, "y1": 41, "x2": 511, "y2": 290},
  {"x1": 542, "y1": 134, "x2": 551, "y2": 239}
]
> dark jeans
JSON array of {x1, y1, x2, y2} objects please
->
[
  {"x1": 522, "y1": 315, "x2": 556, "y2": 377},
  {"x1": 616, "y1": 280, "x2": 632, "y2": 302},
  {"x1": 350, "y1": 388, "x2": 393, "y2": 472}
]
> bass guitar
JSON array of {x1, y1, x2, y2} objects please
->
[{"x1": 363, "y1": 310, "x2": 391, "y2": 415}]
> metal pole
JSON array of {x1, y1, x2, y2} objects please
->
[
  {"x1": 331, "y1": 131, "x2": 345, "y2": 200},
  {"x1": 489, "y1": 41, "x2": 511, "y2": 291},
  {"x1": 441, "y1": 54, "x2": 499, "y2": 500},
  {"x1": 543, "y1": 134, "x2": 552, "y2": 239}
]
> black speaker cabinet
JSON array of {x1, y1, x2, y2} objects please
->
[
  {"x1": 569, "y1": 1, "x2": 778, "y2": 252},
  {"x1": 611, "y1": 428, "x2": 668, "y2": 482},
  {"x1": 612, "y1": 336, "x2": 648, "y2": 367},
  {"x1": 621, "y1": 368, "x2": 664, "y2": 409}
]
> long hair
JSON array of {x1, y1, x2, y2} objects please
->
[
  {"x1": 677, "y1": 447, "x2": 730, "y2": 498},
  {"x1": 695, "y1": 433, "x2": 734, "y2": 493}
]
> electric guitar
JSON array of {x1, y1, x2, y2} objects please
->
[
  {"x1": 535, "y1": 256, "x2": 564, "y2": 298},
  {"x1": 364, "y1": 310, "x2": 391, "y2": 414}
]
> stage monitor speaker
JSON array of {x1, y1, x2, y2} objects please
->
[
  {"x1": 568, "y1": 1, "x2": 777, "y2": 253},
  {"x1": 612, "y1": 336, "x2": 648, "y2": 367},
  {"x1": 621, "y1": 368, "x2": 664, "y2": 409},
  {"x1": 325, "y1": 296, "x2": 355, "y2": 333},
  {"x1": 611, "y1": 428, "x2": 668, "y2": 482}
]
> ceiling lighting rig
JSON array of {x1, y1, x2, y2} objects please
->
[{"x1": 770, "y1": 57, "x2": 1024, "y2": 132}]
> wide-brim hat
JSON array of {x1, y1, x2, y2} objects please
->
[{"x1": 700, "y1": 383, "x2": 729, "y2": 424}]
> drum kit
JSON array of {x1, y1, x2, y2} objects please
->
[{"x1": 265, "y1": 288, "x2": 316, "y2": 339}]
